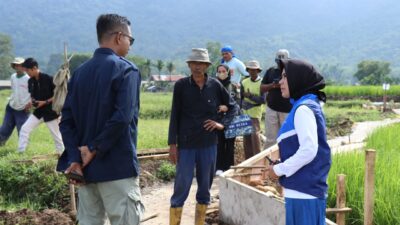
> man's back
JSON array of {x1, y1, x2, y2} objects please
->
[{"x1": 59, "y1": 48, "x2": 141, "y2": 182}]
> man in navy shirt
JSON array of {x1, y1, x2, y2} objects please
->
[
  {"x1": 57, "y1": 14, "x2": 144, "y2": 225},
  {"x1": 168, "y1": 48, "x2": 237, "y2": 225}
]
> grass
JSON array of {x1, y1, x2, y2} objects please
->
[
  {"x1": 327, "y1": 123, "x2": 400, "y2": 225},
  {"x1": 325, "y1": 85, "x2": 400, "y2": 97}
]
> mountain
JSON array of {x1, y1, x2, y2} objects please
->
[{"x1": 1, "y1": 0, "x2": 400, "y2": 79}]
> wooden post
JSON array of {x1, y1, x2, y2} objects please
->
[
  {"x1": 383, "y1": 91, "x2": 387, "y2": 112},
  {"x1": 336, "y1": 174, "x2": 346, "y2": 225},
  {"x1": 64, "y1": 42, "x2": 77, "y2": 213},
  {"x1": 364, "y1": 149, "x2": 376, "y2": 225},
  {"x1": 69, "y1": 184, "x2": 77, "y2": 213}
]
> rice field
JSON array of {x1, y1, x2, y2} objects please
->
[{"x1": 327, "y1": 123, "x2": 400, "y2": 225}]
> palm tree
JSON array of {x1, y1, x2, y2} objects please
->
[
  {"x1": 156, "y1": 60, "x2": 164, "y2": 75},
  {"x1": 144, "y1": 59, "x2": 152, "y2": 80},
  {"x1": 167, "y1": 62, "x2": 175, "y2": 82},
  {"x1": 167, "y1": 62, "x2": 175, "y2": 75}
]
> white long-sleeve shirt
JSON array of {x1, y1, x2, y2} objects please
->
[
  {"x1": 9, "y1": 73, "x2": 30, "y2": 111},
  {"x1": 223, "y1": 57, "x2": 249, "y2": 85},
  {"x1": 274, "y1": 105, "x2": 319, "y2": 199}
]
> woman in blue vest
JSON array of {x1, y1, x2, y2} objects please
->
[{"x1": 268, "y1": 59, "x2": 331, "y2": 225}]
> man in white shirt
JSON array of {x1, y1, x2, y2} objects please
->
[
  {"x1": 221, "y1": 45, "x2": 249, "y2": 86},
  {"x1": 0, "y1": 57, "x2": 31, "y2": 146}
]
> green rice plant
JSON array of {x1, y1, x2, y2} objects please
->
[
  {"x1": 140, "y1": 92, "x2": 172, "y2": 119},
  {"x1": 137, "y1": 119, "x2": 169, "y2": 150},
  {"x1": 325, "y1": 99, "x2": 368, "y2": 108},
  {"x1": 327, "y1": 123, "x2": 400, "y2": 225},
  {"x1": 325, "y1": 85, "x2": 400, "y2": 97}
]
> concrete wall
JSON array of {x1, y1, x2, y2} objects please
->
[{"x1": 219, "y1": 177, "x2": 285, "y2": 225}]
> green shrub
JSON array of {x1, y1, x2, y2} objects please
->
[
  {"x1": 0, "y1": 160, "x2": 69, "y2": 210},
  {"x1": 156, "y1": 161, "x2": 176, "y2": 181}
]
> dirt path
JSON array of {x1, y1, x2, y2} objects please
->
[
  {"x1": 329, "y1": 117, "x2": 400, "y2": 153},
  {"x1": 141, "y1": 178, "x2": 219, "y2": 225}
]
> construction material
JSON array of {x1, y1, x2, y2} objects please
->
[
  {"x1": 138, "y1": 153, "x2": 169, "y2": 160},
  {"x1": 219, "y1": 145, "x2": 339, "y2": 225},
  {"x1": 140, "y1": 213, "x2": 159, "y2": 223},
  {"x1": 230, "y1": 165, "x2": 266, "y2": 169}
]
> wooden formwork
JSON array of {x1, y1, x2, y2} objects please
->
[{"x1": 219, "y1": 145, "x2": 337, "y2": 225}]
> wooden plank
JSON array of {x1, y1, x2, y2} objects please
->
[
  {"x1": 326, "y1": 207, "x2": 352, "y2": 213},
  {"x1": 138, "y1": 153, "x2": 169, "y2": 160},
  {"x1": 364, "y1": 149, "x2": 376, "y2": 225},
  {"x1": 225, "y1": 172, "x2": 263, "y2": 178},
  {"x1": 137, "y1": 148, "x2": 169, "y2": 156},
  {"x1": 230, "y1": 165, "x2": 266, "y2": 169}
]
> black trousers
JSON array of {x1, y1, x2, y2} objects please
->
[{"x1": 216, "y1": 131, "x2": 235, "y2": 171}]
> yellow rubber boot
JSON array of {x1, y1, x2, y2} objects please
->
[
  {"x1": 169, "y1": 207, "x2": 183, "y2": 225},
  {"x1": 195, "y1": 203, "x2": 207, "y2": 225}
]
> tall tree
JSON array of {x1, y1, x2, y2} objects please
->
[
  {"x1": 69, "y1": 53, "x2": 92, "y2": 73},
  {"x1": 144, "y1": 59, "x2": 152, "y2": 80},
  {"x1": 318, "y1": 63, "x2": 346, "y2": 85},
  {"x1": 0, "y1": 33, "x2": 14, "y2": 80},
  {"x1": 206, "y1": 41, "x2": 222, "y2": 76},
  {"x1": 126, "y1": 55, "x2": 151, "y2": 80},
  {"x1": 354, "y1": 60, "x2": 391, "y2": 85},
  {"x1": 46, "y1": 53, "x2": 64, "y2": 75},
  {"x1": 156, "y1": 59, "x2": 164, "y2": 75},
  {"x1": 167, "y1": 62, "x2": 175, "y2": 75}
]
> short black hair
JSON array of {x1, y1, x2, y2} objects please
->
[
  {"x1": 96, "y1": 14, "x2": 131, "y2": 44},
  {"x1": 21, "y1": 58, "x2": 39, "y2": 69}
]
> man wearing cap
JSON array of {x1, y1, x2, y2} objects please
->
[
  {"x1": 18, "y1": 57, "x2": 64, "y2": 154},
  {"x1": 260, "y1": 49, "x2": 292, "y2": 149},
  {"x1": 168, "y1": 48, "x2": 237, "y2": 225},
  {"x1": 241, "y1": 60, "x2": 265, "y2": 159},
  {"x1": 221, "y1": 45, "x2": 249, "y2": 86},
  {"x1": 0, "y1": 57, "x2": 31, "y2": 146}
]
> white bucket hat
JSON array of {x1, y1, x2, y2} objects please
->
[
  {"x1": 186, "y1": 48, "x2": 211, "y2": 64},
  {"x1": 10, "y1": 57, "x2": 25, "y2": 67},
  {"x1": 245, "y1": 60, "x2": 262, "y2": 72}
]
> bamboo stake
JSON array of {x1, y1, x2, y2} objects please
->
[
  {"x1": 364, "y1": 149, "x2": 376, "y2": 225},
  {"x1": 336, "y1": 174, "x2": 346, "y2": 225},
  {"x1": 64, "y1": 42, "x2": 77, "y2": 213}
]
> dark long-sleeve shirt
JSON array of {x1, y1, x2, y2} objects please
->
[
  {"x1": 57, "y1": 48, "x2": 141, "y2": 182},
  {"x1": 28, "y1": 72, "x2": 59, "y2": 121},
  {"x1": 168, "y1": 75, "x2": 237, "y2": 149}
]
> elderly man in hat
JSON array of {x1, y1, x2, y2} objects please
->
[
  {"x1": 0, "y1": 57, "x2": 31, "y2": 146},
  {"x1": 220, "y1": 45, "x2": 249, "y2": 86},
  {"x1": 260, "y1": 49, "x2": 292, "y2": 149},
  {"x1": 168, "y1": 48, "x2": 237, "y2": 225},
  {"x1": 241, "y1": 60, "x2": 265, "y2": 159}
]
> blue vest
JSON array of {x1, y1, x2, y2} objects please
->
[{"x1": 277, "y1": 94, "x2": 331, "y2": 198}]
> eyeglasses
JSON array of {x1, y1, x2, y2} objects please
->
[{"x1": 110, "y1": 32, "x2": 135, "y2": 46}]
